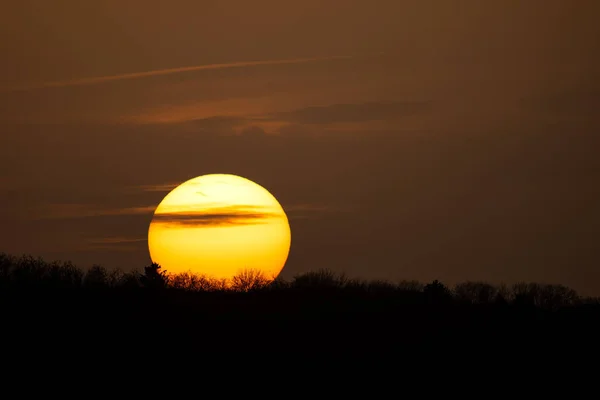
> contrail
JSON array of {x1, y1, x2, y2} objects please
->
[{"x1": 11, "y1": 55, "x2": 356, "y2": 91}]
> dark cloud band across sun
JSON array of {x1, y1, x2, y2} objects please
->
[{"x1": 152, "y1": 205, "x2": 283, "y2": 227}]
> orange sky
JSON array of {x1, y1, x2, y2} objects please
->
[{"x1": 1, "y1": 0, "x2": 599, "y2": 294}]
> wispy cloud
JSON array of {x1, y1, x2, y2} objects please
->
[
  {"x1": 269, "y1": 101, "x2": 432, "y2": 125},
  {"x1": 283, "y1": 203, "x2": 352, "y2": 220},
  {"x1": 177, "y1": 115, "x2": 251, "y2": 134},
  {"x1": 152, "y1": 205, "x2": 282, "y2": 228},
  {"x1": 136, "y1": 183, "x2": 181, "y2": 192},
  {"x1": 12, "y1": 55, "x2": 356, "y2": 92},
  {"x1": 37, "y1": 204, "x2": 156, "y2": 220},
  {"x1": 37, "y1": 200, "x2": 343, "y2": 224},
  {"x1": 124, "y1": 100, "x2": 432, "y2": 135},
  {"x1": 88, "y1": 237, "x2": 147, "y2": 245}
]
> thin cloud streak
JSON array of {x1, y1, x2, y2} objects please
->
[
  {"x1": 283, "y1": 203, "x2": 353, "y2": 220},
  {"x1": 13, "y1": 55, "x2": 358, "y2": 91},
  {"x1": 88, "y1": 237, "x2": 147, "y2": 245},
  {"x1": 37, "y1": 204, "x2": 157, "y2": 220},
  {"x1": 152, "y1": 208, "x2": 282, "y2": 228},
  {"x1": 123, "y1": 100, "x2": 429, "y2": 127},
  {"x1": 136, "y1": 183, "x2": 181, "y2": 192},
  {"x1": 269, "y1": 101, "x2": 432, "y2": 125},
  {"x1": 36, "y1": 201, "x2": 340, "y2": 223}
]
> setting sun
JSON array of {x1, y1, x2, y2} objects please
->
[{"x1": 147, "y1": 174, "x2": 291, "y2": 281}]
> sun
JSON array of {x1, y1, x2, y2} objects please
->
[{"x1": 147, "y1": 174, "x2": 291, "y2": 281}]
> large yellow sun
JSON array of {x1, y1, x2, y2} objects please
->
[{"x1": 147, "y1": 174, "x2": 291, "y2": 281}]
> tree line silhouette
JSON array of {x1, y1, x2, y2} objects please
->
[
  {"x1": 2, "y1": 252, "x2": 599, "y2": 354},
  {"x1": 1, "y1": 252, "x2": 596, "y2": 308}
]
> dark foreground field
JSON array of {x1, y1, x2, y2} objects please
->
[{"x1": 2, "y1": 253, "x2": 600, "y2": 358}]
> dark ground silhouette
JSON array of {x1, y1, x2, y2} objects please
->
[{"x1": 2, "y1": 252, "x2": 599, "y2": 358}]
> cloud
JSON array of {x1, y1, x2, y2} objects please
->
[
  {"x1": 135, "y1": 183, "x2": 181, "y2": 192},
  {"x1": 88, "y1": 237, "x2": 147, "y2": 245},
  {"x1": 239, "y1": 125, "x2": 268, "y2": 137},
  {"x1": 11, "y1": 55, "x2": 356, "y2": 92},
  {"x1": 163, "y1": 116, "x2": 270, "y2": 137},
  {"x1": 151, "y1": 205, "x2": 282, "y2": 227},
  {"x1": 182, "y1": 116, "x2": 249, "y2": 134},
  {"x1": 157, "y1": 101, "x2": 432, "y2": 136},
  {"x1": 270, "y1": 101, "x2": 431, "y2": 125},
  {"x1": 37, "y1": 204, "x2": 156, "y2": 220},
  {"x1": 126, "y1": 100, "x2": 432, "y2": 137}
]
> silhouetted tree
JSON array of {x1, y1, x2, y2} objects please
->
[
  {"x1": 292, "y1": 269, "x2": 347, "y2": 290},
  {"x1": 140, "y1": 263, "x2": 168, "y2": 289},
  {"x1": 542, "y1": 284, "x2": 579, "y2": 309},
  {"x1": 11, "y1": 255, "x2": 47, "y2": 287},
  {"x1": 511, "y1": 282, "x2": 537, "y2": 308},
  {"x1": 345, "y1": 278, "x2": 368, "y2": 292},
  {"x1": 2, "y1": 250, "x2": 599, "y2": 354},
  {"x1": 83, "y1": 265, "x2": 109, "y2": 288},
  {"x1": 366, "y1": 280, "x2": 397, "y2": 294},
  {"x1": 493, "y1": 291, "x2": 508, "y2": 305},
  {"x1": 397, "y1": 280, "x2": 424, "y2": 292},
  {"x1": 424, "y1": 280, "x2": 452, "y2": 303},
  {"x1": 171, "y1": 271, "x2": 222, "y2": 292},
  {"x1": 269, "y1": 277, "x2": 291, "y2": 291},
  {"x1": 119, "y1": 270, "x2": 142, "y2": 288},
  {"x1": 0, "y1": 252, "x2": 14, "y2": 287},
  {"x1": 454, "y1": 281, "x2": 498, "y2": 304},
  {"x1": 46, "y1": 261, "x2": 83, "y2": 288},
  {"x1": 231, "y1": 269, "x2": 271, "y2": 292}
]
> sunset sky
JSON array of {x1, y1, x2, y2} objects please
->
[{"x1": 1, "y1": 1, "x2": 599, "y2": 293}]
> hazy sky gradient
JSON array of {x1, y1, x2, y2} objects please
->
[{"x1": 1, "y1": 1, "x2": 599, "y2": 293}]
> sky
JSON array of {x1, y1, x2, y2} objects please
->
[{"x1": 1, "y1": 0, "x2": 599, "y2": 294}]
